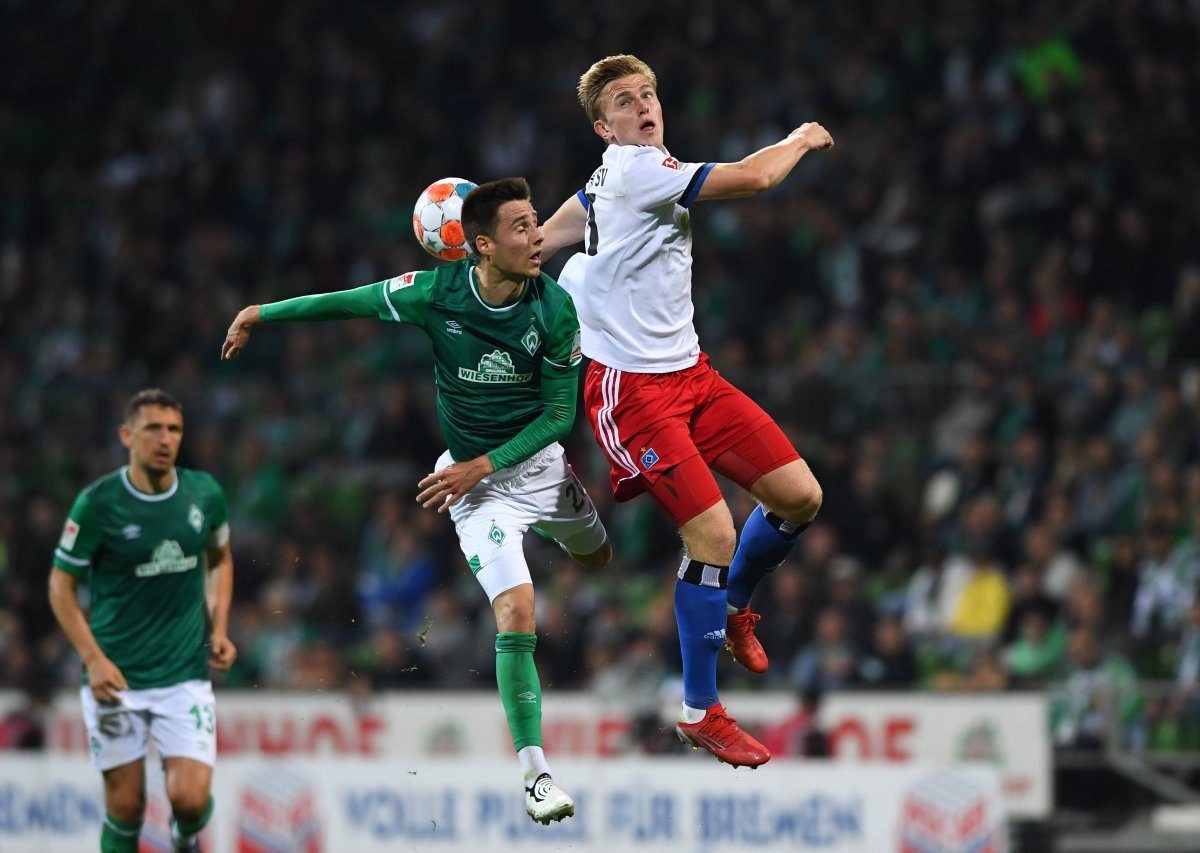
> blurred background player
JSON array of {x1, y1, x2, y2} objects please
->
[
  {"x1": 222, "y1": 176, "x2": 612, "y2": 824},
  {"x1": 48, "y1": 389, "x2": 236, "y2": 853},
  {"x1": 543, "y1": 54, "x2": 834, "y2": 767}
]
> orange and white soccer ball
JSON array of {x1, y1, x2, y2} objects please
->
[{"x1": 413, "y1": 177, "x2": 477, "y2": 261}]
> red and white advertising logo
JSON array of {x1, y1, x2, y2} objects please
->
[
  {"x1": 59, "y1": 520, "x2": 80, "y2": 550},
  {"x1": 661, "y1": 156, "x2": 680, "y2": 170}
]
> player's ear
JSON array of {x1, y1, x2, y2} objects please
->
[
  {"x1": 118, "y1": 423, "x2": 133, "y2": 449},
  {"x1": 593, "y1": 119, "x2": 611, "y2": 143},
  {"x1": 473, "y1": 233, "x2": 492, "y2": 260}
]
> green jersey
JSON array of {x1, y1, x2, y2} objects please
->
[
  {"x1": 53, "y1": 467, "x2": 229, "y2": 689},
  {"x1": 261, "y1": 260, "x2": 582, "y2": 466}
]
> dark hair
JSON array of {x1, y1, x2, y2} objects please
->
[
  {"x1": 461, "y1": 177, "x2": 532, "y2": 255},
  {"x1": 124, "y1": 388, "x2": 183, "y2": 423}
]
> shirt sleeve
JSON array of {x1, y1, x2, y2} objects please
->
[
  {"x1": 206, "y1": 474, "x2": 230, "y2": 549},
  {"x1": 259, "y1": 271, "x2": 434, "y2": 326},
  {"x1": 485, "y1": 368, "x2": 578, "y2": 472},
  {"x1": 52, "y1": 491, "x2": 101, "y2": 577},
  {"x1": 618, "y1": 145, "x2": 714, "y2": 211},
  {"x1": 542, "y1": 295, "x2": 583, "y2": 372}
]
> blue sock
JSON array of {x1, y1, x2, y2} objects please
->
[
  {"x1": 674, "y1": 559, "x2": 729, "y2": 710},
  {"x1": 727, "y1": 506, "x2": 807, "y2": 610}
]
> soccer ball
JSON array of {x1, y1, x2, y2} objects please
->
[{"x1": 413, "y1": 177, "x2": 477, "y2": 261}]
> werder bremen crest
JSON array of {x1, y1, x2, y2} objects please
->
[
  {"x1": 135, "y1": 540, "x2": 199, "y2": 577},
  {"x1": 458, "y1": 349, "x2": 533, "y2": 384},
  {"x1": 188, "y1": 504, "x2": 204, "y2": 533},
  {"x1": 521, "y1": 327, "x2": 541, "y2": 355}
]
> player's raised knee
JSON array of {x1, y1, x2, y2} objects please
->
[
  {"x1": 571, "y1": 538, "x2": 613, "y2": 569},
  {"x1": 771, "y1": 473, "x2": 823, "y2": 523}
]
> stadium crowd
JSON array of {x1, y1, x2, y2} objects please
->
[{"x1": 2, "y1": 0, "x2": 1199, "y2": 753}]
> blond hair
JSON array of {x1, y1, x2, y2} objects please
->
[{"x1": 577, "y1": 54, "x2": 658, "y2": 123}]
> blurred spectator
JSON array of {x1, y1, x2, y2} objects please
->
[
  {"x1": 826, "y1": 556, "x2": 876, "y2": 652},
  {"x1": 1051, "y1": 628, "x2": 1142, "y2": 750},
  {"x1": 903, "y1": 537, "x2": 952, "y2": 644},
  {"x1": 357, "y1": 526, "x2": 439, "y2": 632},
  {"x1": 754, "y1": 561, "x2": 821, "y2": 679},
  {"x1": 1021, "y1": 522, "x2": 1083, "y2": 603},
  {"x1": 353, "y1": 626, "x2": 432, "y2": 690},
  {"x1": 1002, "y1": 564, "x2": 1060, "y2": 645},
  {"x1": 788, "y1": 607, "x2": 859, "y2": 693},
  {"x1": 1005, "y1": 610, "x2": 1068, "y2": 688},
  {"x1": 1132, "y1": 522, "x2": 1200, "y2": 644},
  {"x1": 304, "y1": 544, "x2": 363, "y2": 643},
  {"x1": 944, "y1": 551, "x2": 1011, "y2": 644},
  {"x1": 858, "y1": 615, "x2": 918, "y2": 689},
  {"x1": 421, "y1": 586, "x2": 479, "y2": 688}
]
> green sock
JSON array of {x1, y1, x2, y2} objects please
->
[
  {"x1": 172, "y1": 794, "x2": 214, "y2": 842},
  {"x1": 495, "y1": 632, "x2": 542, "y2": 751},
  {"x1": 101, "y1": 814, "x2": 142, "y2": 853}
]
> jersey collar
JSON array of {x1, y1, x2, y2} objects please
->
[
  {"x1": 120, "y1": 466, "x2": 179, "y2": 502},
  {"x1": 470, "y1": 265, "x2": 527, "y2": 313}
]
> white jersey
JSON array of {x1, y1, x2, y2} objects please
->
[{"x1": 567, "y1": 144, "x2": 714, "y2": 373}]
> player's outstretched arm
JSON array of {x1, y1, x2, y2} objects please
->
[
  {"x1": 540, "y1": 194, "x2": 588, "y2": 260},
  {"x1": 48, "y1": 568, "x2": 128, "y2": 704},
  {"x1": 696, "y1": 122, "x2": 834, "y2": 201},
  {"x1": 222, "y1": 279, "x2": 418, "y2": 360}
]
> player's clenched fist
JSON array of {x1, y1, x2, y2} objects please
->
[{"x1": 790, "y1": 122, "x2": 834, "y2": 151}]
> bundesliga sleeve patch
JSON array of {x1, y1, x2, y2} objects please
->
[
  {"x1": 387, "y1": 272, "x2": 418, "y2": 292},
  {"x1": 59, "y1": 519, "x2": 80, "y2": 550},
  {"x1": 661, "y1": 156, "x2": 680, "y2": 170}
]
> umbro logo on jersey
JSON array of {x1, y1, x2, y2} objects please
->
[
  {"x1": 122, "y1": 524, "x2": 141, "y2": 540},
  {"x1": 517, "y1": 691, "x2": 537, "y2": 703},
  {"x1": 661, "y1": 156, "x2": 680, "y2": 170},
  {"x1": 445, "y1": 320, "x2": 463, "y2": 335}
]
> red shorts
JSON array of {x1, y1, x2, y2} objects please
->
[{"x1": 583, "y1": 352, "x2": 800, "y2": 525}]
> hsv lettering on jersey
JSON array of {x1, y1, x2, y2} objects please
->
[{"x1": 60, "y1": 519, "x2": 80, "y2": 550}]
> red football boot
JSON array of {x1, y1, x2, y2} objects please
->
[
  {"x1": 726, "y1": 607, "x2": 769, "y2": 673},
  {"x1": 675, "y1": 702, "x2": 771, "y2": 768}
]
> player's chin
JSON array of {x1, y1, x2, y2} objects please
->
[{"x1": 524, "y1": 257, "x2": 542, "y2": 276}]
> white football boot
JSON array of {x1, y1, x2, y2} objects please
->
[{"x1": 524, "y1": 773, "x2": 575, "y2": 824}]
